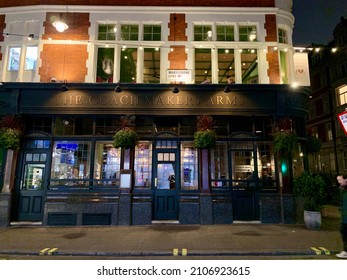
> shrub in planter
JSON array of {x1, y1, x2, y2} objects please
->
[{"x1": 293, "y1": 171, "x2": 326, "y2": 211}]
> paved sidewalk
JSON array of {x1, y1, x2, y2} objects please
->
[{"x1": 0, "y1": 223, "x2": 342, "y2": 258}]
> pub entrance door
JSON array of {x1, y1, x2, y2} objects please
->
[
  {"x1": 16, "y1": 140, "x2": 51, "y2": 221},
  {"x1": 153, "y1": 141, "x2": 179, "y2": 220}
]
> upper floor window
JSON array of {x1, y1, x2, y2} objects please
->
[
  {"x1": 121, "y1": 24, "x2": 139, "y2": 41},
  {"x1": 24, "y1": 46, "x2": 38, "y2": 70},
  {"x1": 216, "y1": 25, "x2": 234, "y2": 41},
  {"x1": 338, "y1": 85, "x2": 347, "y2": 106},
  {"x1": 239, "y1": 25, "x2": 257, "y2": 42},
  {"x1": 278, "y1": 28, "x2": 288, "y2": 44},
  {"x1": 143, "y1": 25, "x2": 161, "y2": 41},
  {"x1": 143, "y1": 48, "x2": 160, "y2": 83},
  {"x1": 8, "y1": 47, "x2": 21, "y2": 71},
  {"x1": 194, "y1": 25, "x2": 213, "y2": 41},
  {"x1": 98, "y1": 24, "x2": 117, "y2": 40}
]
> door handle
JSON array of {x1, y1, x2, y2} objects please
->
[{"x1": 154, "y1": 178, "x2": 157, "y2": 188}]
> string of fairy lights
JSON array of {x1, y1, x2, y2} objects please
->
[{"x1": 1, "y1": 31, "x2": 345, "y2": 53}]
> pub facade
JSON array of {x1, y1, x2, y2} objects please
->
[{"x1": 0, "y1": 0, "x2": 310, "y2": 226}]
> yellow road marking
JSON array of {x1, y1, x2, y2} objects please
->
[
  {"x1": 39, "y1": 248, "x2": 50, "y2": 255},
  {"x1": 182, "y1": 248, "x2": 187, "y2": 256},
  {"x1": 173, "y1": 248, "x2": 178, "y2": 256},
  {"x1": 310, "y1": 247, "x2": 321, "y2": 255},
  {"x1": 318, "y1": 247, "x2": 330, "y2": 255},
  {"x1": 47, "y1": 248, "x2": 58, "y2": 255}
]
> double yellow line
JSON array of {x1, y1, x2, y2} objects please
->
[
  {"x1": 39, "y1": 248, "x2": 58, "y2": 255},
  {"x1": 310, "y1": 247, "x2": 330, "y2": 255}
]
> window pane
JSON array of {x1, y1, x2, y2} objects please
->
[
  {"x1": 50, "y1": 141, "x2": 91, "y2": 186},
  {"x1": 195, "y1": 48, "x2": 211, "y2": 84},
  {"x1": 54, "y1": 117, "x2": 93, "y2": 135},
  {"x1": 121, "y1": 24, "x2": 139, "y2": 41},
  {"x1": 218, "y1": 49, "x2": 235, "y2": 84},
  {"x1": 239, "y1": 26, "x2": 257, "y2": 42},
  {"x1": 241, "y1": 49, "x2": 258, "y2": 84},
  {"x1": 98, "y1": 24, "x2": 117, "y2": 41},
  {"x1": 181, "y1": 142, "x2": 198, "y2": 190},
  {"x1": 134, "y1": 141, "x2": 152, "y2": 188},
  {"x1": 94, "y1": 142, "x2": 121, "y2": 186},
  {"x1": 120, "y1": 47, "x2": 137, "y2": 83},
  {"x1": 23, "y1": 164, "x2": 45, "y2": 190},
  {"x1": 8, "y1": 47, "x2": 21, "y2": 71},
  {"x1": 143, "y1": 48, "x2": 160, "y2": 83},
  {"x1": 143, "y1": 25, "x2": 161, "y2": 41},
  {"x1": 194, "y1": 25, "x2": 212, "y2": 41},
  {"x1": 24, "y1": 46, "x2": 38, "y2": 70},
  {"x1": 216, "y1": 25, "x2": 234, "y2": 41},
  {"x1": 96, "y1": 48, "x2": 114, "y2": 83},
  {"x1": 211, "y1": 142, "x2": 229, "y2": 187}
]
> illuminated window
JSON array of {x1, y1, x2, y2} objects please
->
[
  {"x1": 195, "y1": 48, "x2": 211, "y2": 84},
  {"x1": 134, "y1": 141, "x2": 152, "y2": 188},
  {"x1": 98, "y1": 24, "x2": 117, "y2": 41},
  {"x1": 143, "y1": 25, "x2": 161, "y2": 41},
  {"x1": 94, "y1": 141, "x2": 121, "y2": 186},
  {"x1": 181, "y1": 142, "x2": 198, "y2": 190},
  {"x1": 24, "y1": 46, "x2": 38, "y2": 70},
  {"x1": 240, "y1": 49, "x2": 258, "y2": 84},
  {"x1": 143, "y1": 48, "x2": 160, "y2": 83},
  {"x1": 121, "y1": 24, "x2": 139, "y2": 41},
  {"x1": 239, "y1": 26, "x2": 257, "y2": 42},
  {"x1": 8, "y1": 47, "x2": 21, "y2": 71},
  {"x1": 216, "y1": 25, "x2": 234, "y2": 41},
  {"x1": 338, "y1": 85, "x2": 347, "y2": 106},
  {"x1": 211, "y1": 142, "x2": 229, "y2": 187},
  {"x1": 120, "y1": 47, "x2": 137, "y2": 83},
  {"x1": 218, "y1": 48, "x2": 235, "y2": 83},
  {"x1": 50, "y1": 141, "x2": 91, "y2": 186},
  {"x1": 194, "y1": 25, "x2": 213, "y2": 41},
  {"x1": 278, "y1": 28, "x2": 288, "y2": 44}
]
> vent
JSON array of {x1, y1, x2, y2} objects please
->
[
  {"x1": 82, "y1": 213, "x2": 111, "y2": 225},
  {"x1": 47, "y1": 213, "x2": 77, "y2": 226}
]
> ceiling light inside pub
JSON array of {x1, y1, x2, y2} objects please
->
[{"x1": 52, "y1": 14, "x2": 69, "y2": 32}]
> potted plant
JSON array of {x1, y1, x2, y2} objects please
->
[
  {"x1": 0, "y1": 115, "x2": 23, "y2": 150},
  {"x1": 193, "y1": 115, "x2": 216, "y2": 149},
  {"x1": 113, "y1": 115, "x2": 138, "y2": 148},
  {"x1": 306, "y1": 135, "x2": 321, "y2": 155},
  {"x1": 293, "y1": 171, "x2": 326, "y2": 229}
]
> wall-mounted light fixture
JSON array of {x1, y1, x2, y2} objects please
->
[
  {"x1": 223, "y1": 85, "x2": 231, "y2": 93},
  {"x1": 53, "y1": 13, "x2": 69, "y2": 32},
  {"x1": 172, "y1": 87, "x2": 179, "y2": 94},
  {"x1": 61, "y1": 80, "x2": 68, "y2": 91},
  {"x1": 115, "y1": 83, "x2": 122, "y2": 93}
]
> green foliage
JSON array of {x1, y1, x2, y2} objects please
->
[
  {"x1": 0, "y1": 128, "x2": 21, "y2": 150},
  {"x1": 193, "y1": 129, "x2": 217, "y2": 149},
  {"x1": 293, "y1": 171, "x2": 326, "y2": 211},
  {"x1": 273, "y1": 130, "x2": 299, "y2": 159},
  {"x1": 113, "y1": 128, "x2": 138, "y2": 148},
  {"x1": 306, "y1": 136, "x2": 321, "y2": 154}
]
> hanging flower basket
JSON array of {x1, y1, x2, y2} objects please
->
[
  {"x1": 0, "y1": 115, "x2": 23, "y2": 150},
  {"x1": 193, "y1": 129, "x2": 217, "y2": 149},
  {"x1": 193, "y1": 115, "x2": 217, "y2": 149},
  {"x1": 113, "y1": 128, "x2": 138, "y2": 149}
]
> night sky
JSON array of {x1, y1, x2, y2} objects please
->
[{"x1": 292, "y1": 0, "x2": 347, "y2": 46}]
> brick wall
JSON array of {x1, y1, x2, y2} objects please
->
[
  {"x1": 0, "y1": 0, "x2": 275, "y2": 8},
  {"x1": 265, "y1": 15, "x2": 280, "y2": 84},
  {"x1": 39, "y1": 12, "x2": 89, "y2": 82},
  {"x1": 267, "y1": 47, "x2": 281, "y2": 84},
  {"x1": 168, "y1": 46, "x2": 187, "y2": 70}
]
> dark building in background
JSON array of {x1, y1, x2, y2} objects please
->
[{"x1": 307, "y1": 17, "x2": 347, "y2": 185}]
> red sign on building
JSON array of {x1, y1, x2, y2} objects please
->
[{"x1": 338, "y1": 111, "x2": 347, "y2": 135}]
